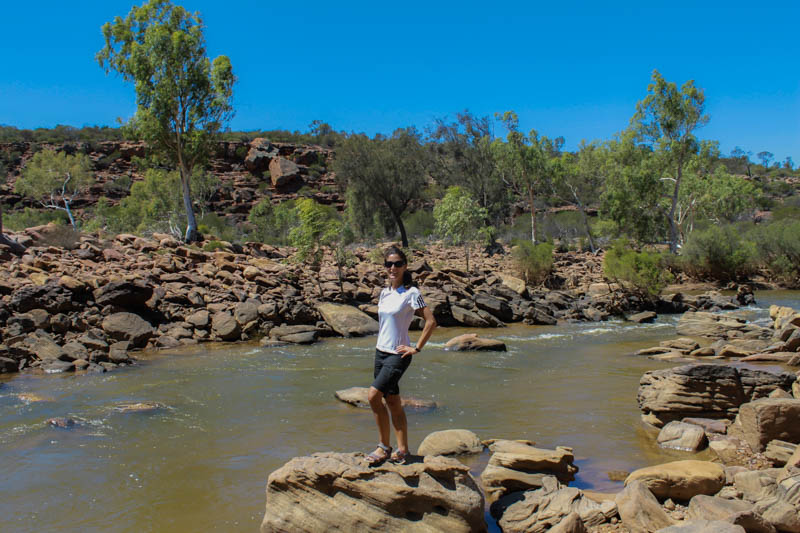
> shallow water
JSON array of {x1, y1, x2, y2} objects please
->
[{"x1": 0, "y1": 291, "x2": 798, "y2": 533}]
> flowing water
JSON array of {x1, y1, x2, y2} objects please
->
[{"x1": 1, "y1": 291, "x2": 798, "y2": 533}]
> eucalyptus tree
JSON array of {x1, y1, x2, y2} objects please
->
[
  {"x1": 552, "y1": 141, "x2": 607, "y2": 253},
  {"x1": 433, "y1": 186, "x2": 488, "y2": 271},
  {"x1": 494, "y1": 111, "x2": 563, "y2": 243},
  {"x1": 631, "y1": 70, "x2": 709, "y2": 253},
  {"x1": 429, "y1": 111, "x2": 508, "y2": 227},
  {"x1": 16, "y1": 150, "x2": 93, "y2": 229},
  {"x1": 97, "y1": 0, "x2": 235, "y2": 242},
  {"x1": 333, "y1": 128, "x2": 429, "y2": 247}
]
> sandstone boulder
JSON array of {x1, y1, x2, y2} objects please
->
[
  {"x1": 451, "y1": 305, "x2": 491, "y2": 327},
  {"x1": 657, "y1": 421, "x2": 708, "y2": 452},
  {"x1": 481, "y1": 440, "x2": 578, "y2": 502},
  {"x1": 630, "y1": 311, "x2": 657, "y2": 323},
  {"x1": 93, "y1": 280, "x2": 153, "y2": 309},
  {"x1": 677, "y1": 311, "x2": 748, "y2": 338},
  {"x1": 686, "y1": 495, "x2": 754, "y2": 522},
  {"x1": 416, "y1": 429, "x2": 483, "y2": 456},
  {"x1": 638, "y1": 364, "x2": 795, "y2": 427},
  {"x1": 211, "y1": 312, "x2": 240, "y2": 341},
  {"x1": 245, "y1": 138, "x2": 278, "y2": 172},
  {"x1": 493, "y1": 476, "x2": 615, "y2": 533},
  {"x1": 732, "y1": 398, "x2": 800, "y2": 452},
  {"x1": 444, "y1": 333, "x2": 506, "y2": 352},
  {"x1": 657, "y1": 520, "x2": 745, "y2": 533},
  {"x1": 269, "y1": 157, "x2": 301, "y2": 188},
  {"x1": 616, "y1": 479, "x2": 675, "y2": 533},
  {"x1": 261, "y1": 452, "x2": 486, "y2": 533},
  {"x1": 101, "y1": 312, "x2": 154, "y2": 347},
  {"x1": 625, "y1": 460, "x2": 725, "y2": 501},
  {"x1": 316, "y1": 303, "x2": 379, "y2": 337}
]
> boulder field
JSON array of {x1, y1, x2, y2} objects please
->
[
  {"x1": 0, "y1": 225, "x2": 751, "y2": 376},
  {"x1": 261, "y1": 423, "x2": 800, "y2": 532}
]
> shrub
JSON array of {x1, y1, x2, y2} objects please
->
[
  {"x1": 680, "y1": 225, "x2": 757, "y2": 281},
  {"x1": 3, "y1": 208, "x2": 69, "y2": 231},
  {"x1": 197, "y1": 213, "x2": 242, "y2": 243},
  {"x1": 202, "y1": 240, "x2": 228, "y2": 252},
  {"x1": 747, "y1": 219, "x2": 800, "y2": 286},
  {"x1": 248, "y1": 198, "x2": 298, "y2": 245},
  {"x1": 512, "y1": 241, "x2": 554, "y2": 284},
  {"x1": 603, "y1": 239, "x2": 673, "y2": 299}
]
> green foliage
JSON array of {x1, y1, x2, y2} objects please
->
[
  {"x1": 494, "y1": 111, "x2": 563, "y2": 243},
  {"x1": 603, "y1": 239, "x2": 673, "y2": 299},
  {"x1": 289, "y1": 198, "x2": 341, "y2": 267},
  {"x1": 97, "y1": 0, "x2": 235, "y2": 241},
  {"x1": 430, "y1": 111, "x2": 509, "y2": 226},
  {"x1": 248, "y1": 198, "x2": 298, "y2": 245},
  {"x1": 630, "y1": 70, "x2": 709, "y2": 253},
  {"x1": 680, "y1": 225, "x2": 757, "y2": 281},
  {"x1": 3, "y1": 208, "x2": 69, "y2": 231},
  {"x1": 16, "y1": 149, "x2": 93, "y2": 228},
  {"x1": 511, "y1": 241, "x2": 554, "y2": 285},
  {"x1": 747, "y1": 219, "x2": 800, "y2": 286},
  {"x1": 0, "y1": 124, "x2": 126, "y2": 143},
  {"x1": 102, "y1": 174, "x2": 132, "y2": 195},
  {"x1": 333, "y1": 128, "x2": 430, "y2": 247},
  {"x1": 404, "y1": 209, "x2": 436, "y2": 240},
  {"x1": 197, "y1": 213, "x2": 241, "y2": 242},
  {"x1": 434, "y1": 186, "x2": 488, "y2": 270},
  {"x1": 202, "y1": 240, "x2": 228, "y2": 252}
]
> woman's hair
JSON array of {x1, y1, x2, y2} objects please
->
[{"x1": 384, "y1": 245, "x2": 414, "y2": 288}]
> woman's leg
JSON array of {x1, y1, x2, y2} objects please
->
[
  {"x1": 385, "y1": 394, "x2": 408, "y2": 453},
  {"x1": 368, "y1": 386, "x2": 391, "y2": 453}
]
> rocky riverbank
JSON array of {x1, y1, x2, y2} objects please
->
[
  {"x1": 261, "y1": 306, "x2": 800, "y2": 532},
  {"x1": 0, "y1": 223, "x2": 757, "y2": 376}
]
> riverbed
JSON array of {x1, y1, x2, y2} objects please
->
[{"x1": 1, "y1": 291, "x2": 798, "y2": 533}]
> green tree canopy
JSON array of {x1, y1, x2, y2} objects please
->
[
  {"x1": 16, "y1": 150, "x2": 93, "y2": 228},
  {"x1": 430, "y1": 111, "x2": 508, "y2": 227},
  {"x1": 289, "y1": 198, "x2": 342, "y2": 296},
  {"x1": 494, "y1": 111, "x2": 563, "y2": 244},
  {"x1": 97, "y1": 0, "x2": 234, "y2": 242},
  {"x1": 333, "y1": 128, "x2": 429, "y2": 247},
  {"x1": 631, "y1": 70, "x2": 709, "y2": 253},
  {"x1": 552, "y1": 141, "x2": 608, "y2": 252},
  {"x1": 433, "y1": 186, "x2": 488, "y2": 271}
]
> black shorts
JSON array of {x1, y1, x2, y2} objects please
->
[{"x1": 372, "y1": 349, "x2": 412, "y2": 396}]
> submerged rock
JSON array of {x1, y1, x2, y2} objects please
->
[
  {"x1": 261, "y1": 452, "x2": 486, "y2": 533},
  {"x1": 334, "y1": 387, "x2": 437, "y2": 411},
  {"x1": 444, "y1": 333, "x2": 507, "y2": 352}
]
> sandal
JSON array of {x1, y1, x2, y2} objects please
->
[
  {"x1": 366, "y1": 443, "x2": 392, "y2": 466},
  {"x1": 390, "y1": 449, "x2": 410, "y2": 464}
]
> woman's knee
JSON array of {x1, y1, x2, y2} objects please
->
[
  {"x1": 368, "y1": 387, "x2": 384, "y2": 407},
  {"x1": 385, "y1": 394, "x2": 403, "y2": 413}
]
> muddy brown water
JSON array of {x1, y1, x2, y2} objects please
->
[{"x1": 1, "y1": 291, "x2": 798, "y2": 533}]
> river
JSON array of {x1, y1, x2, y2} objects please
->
[{"x1": 1, "y1": 291, "x2": 798, "y2": 533}]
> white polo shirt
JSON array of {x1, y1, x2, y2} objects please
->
[{"x1": 376, "y1": 285, "x2": 427, "y2": 354}]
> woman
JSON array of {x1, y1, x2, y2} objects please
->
[{"x1": 366, "y1": 245, "x2": 437, "y2": 465}]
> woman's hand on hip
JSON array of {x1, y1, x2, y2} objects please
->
[{"x1": 395, "y1": 345, "x2": 417, "y2": 358}]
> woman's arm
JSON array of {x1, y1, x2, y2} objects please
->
[{"x1": 397, "y1": 307, "x2": 437, "y2": 358}]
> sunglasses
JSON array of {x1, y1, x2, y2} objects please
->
[{"x1": 384, "y1": 260, "x2": 406, "y2": 268}]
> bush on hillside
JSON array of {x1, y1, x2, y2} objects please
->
[
  {"x1": 747, "y1": 219, "x2": 800, "y2": 287},
  {"x1": 2, "y1": 207, "x2": 69, "y2": 231},
  {"x1": 512, "y1": 241, "x2": 554, "y2": 285},
  {"x1": 603, "y1": 239, "x2": 672, "y2": 299},
  {"x1": 680, "y1": 225, "x2": 757, "y2": 281}
]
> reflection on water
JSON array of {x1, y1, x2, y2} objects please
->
[{"x1": 0, "y1": 291, "x2": 797, "y2": 533}]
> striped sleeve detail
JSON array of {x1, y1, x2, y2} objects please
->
[{"x1": 410, "y1": 289, "x2": 426, "y2": 310}]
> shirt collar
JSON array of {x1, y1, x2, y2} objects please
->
[{"x1": 393, "y1": 285, "x2": 407, "y2": 294}]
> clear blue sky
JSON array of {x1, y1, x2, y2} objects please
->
[{"x1": 2, "y1": 1, "x2": 798, "y2": 162}]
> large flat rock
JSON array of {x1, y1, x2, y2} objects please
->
[
  {"x1": 625, "y1": 460, "x2": 725, "y2": 501},
  {"x1": 261, "y1": 451, "x2": 486, "y2": 533},
  {"x1": 316, "y1": 303, "x2": 379, "y2": 337}
]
